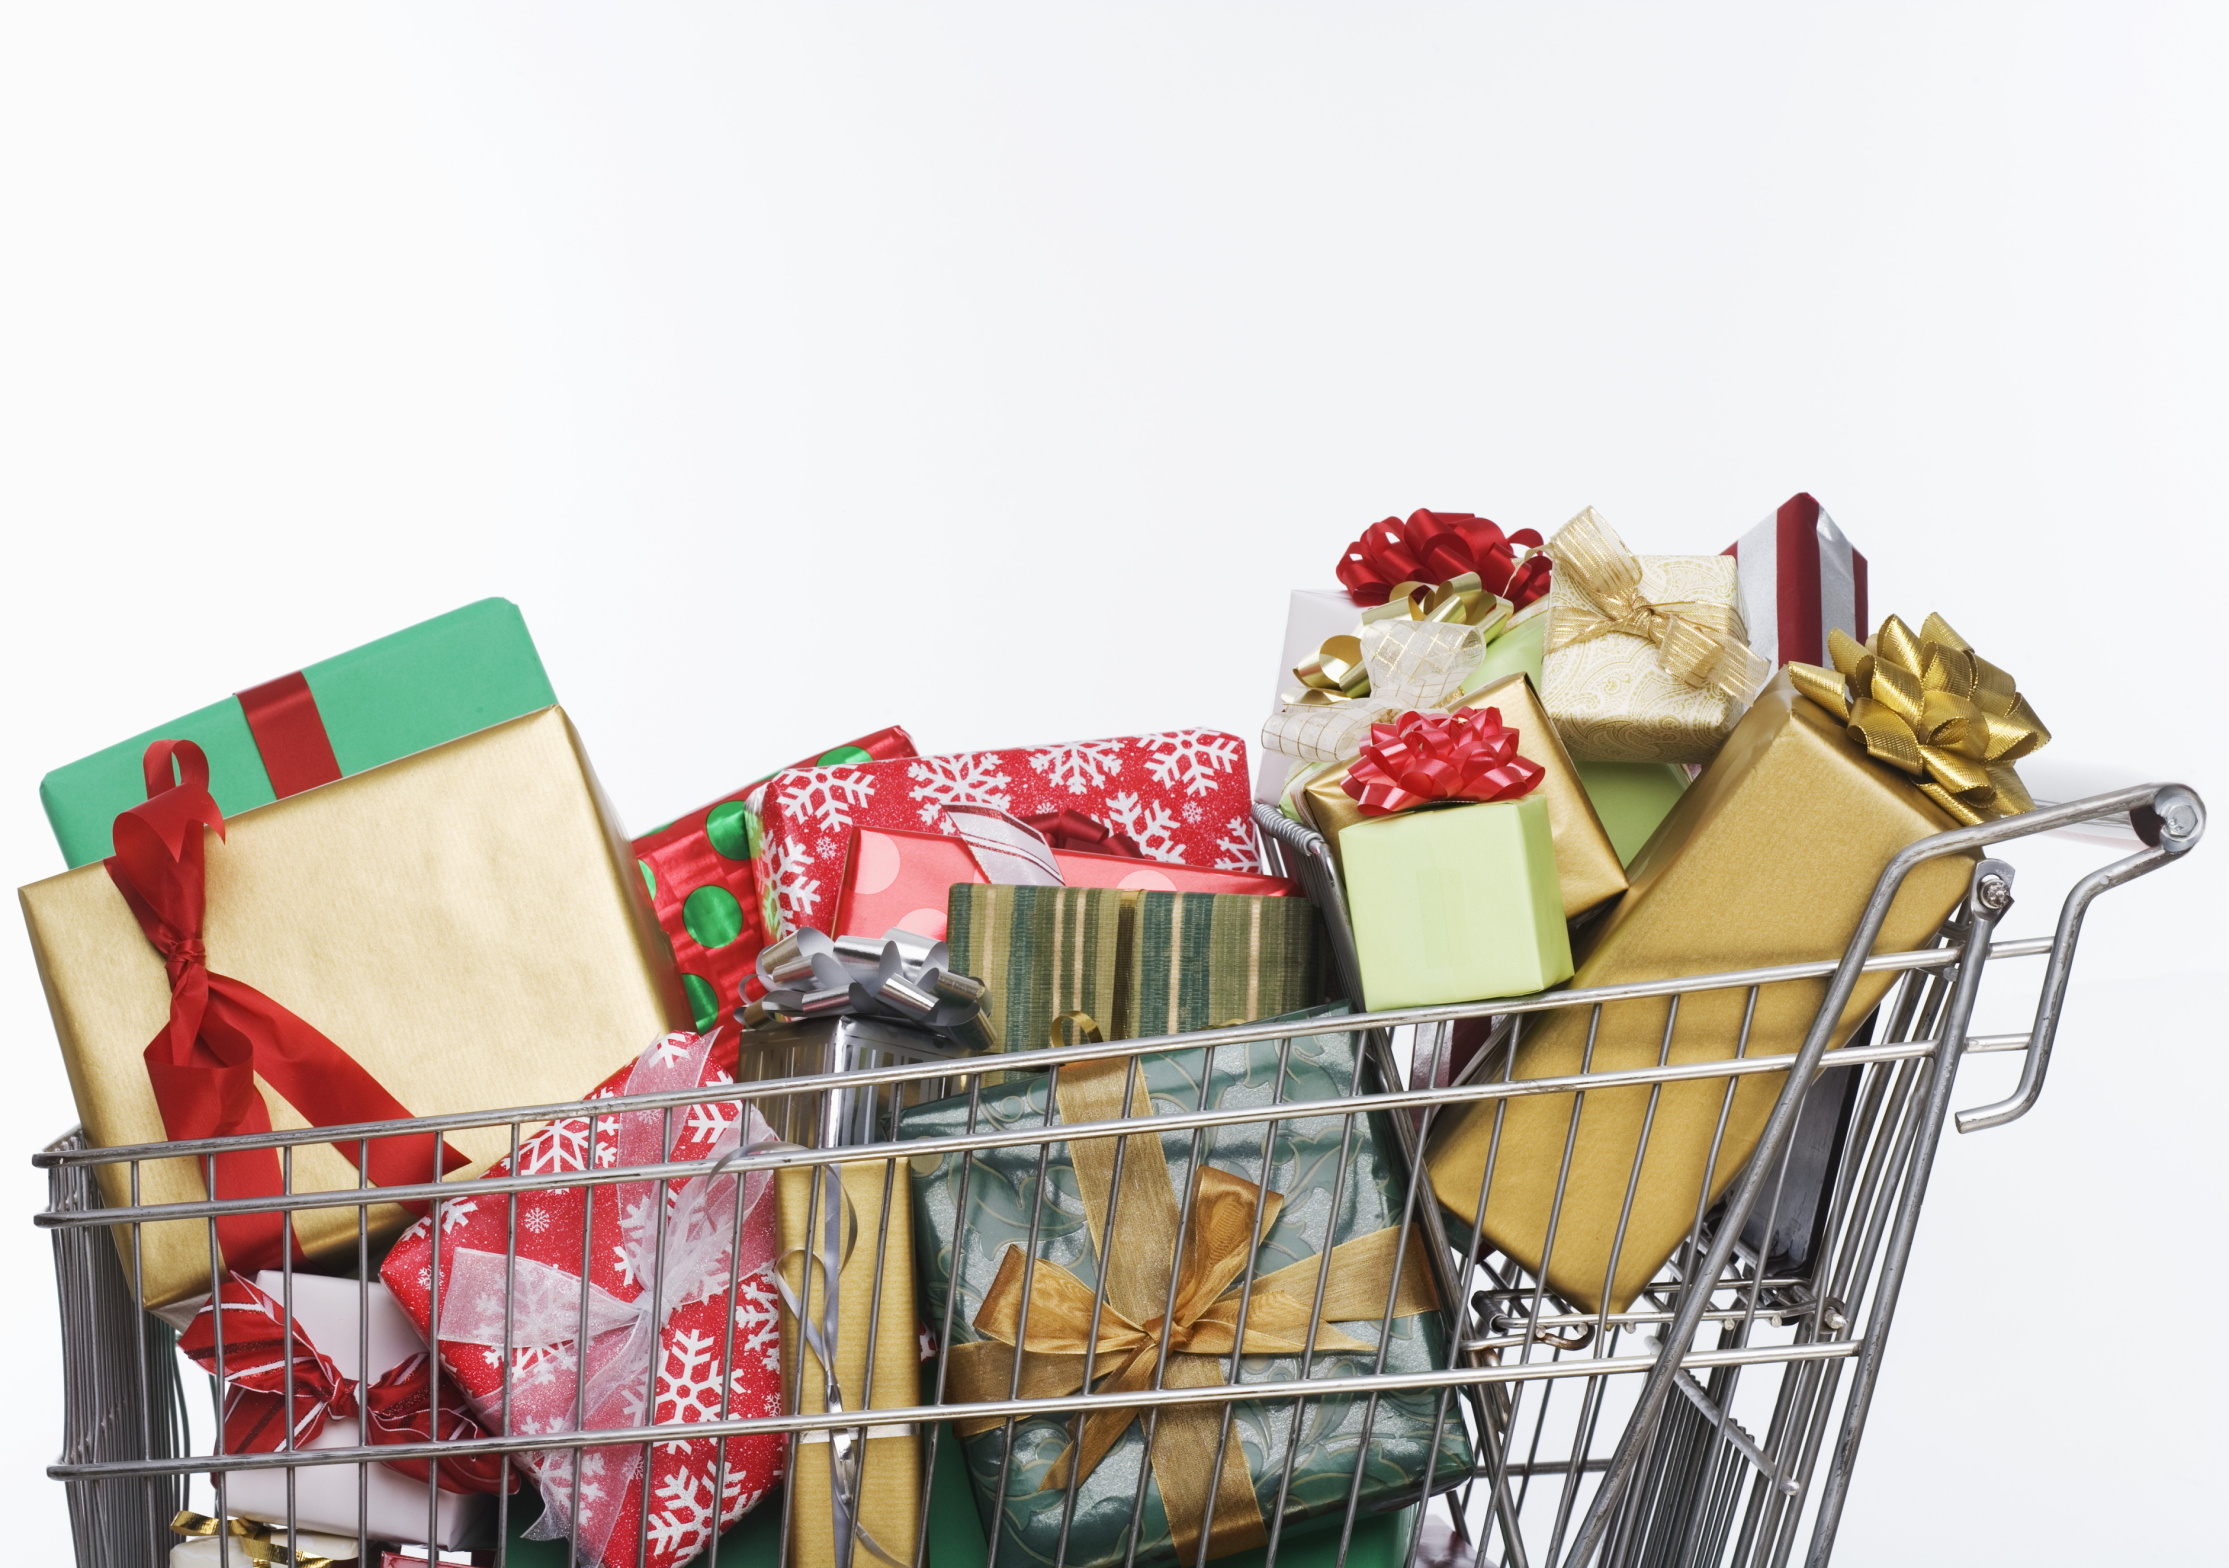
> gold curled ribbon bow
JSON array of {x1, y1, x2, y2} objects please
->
[
  {"x1": 171, "y1": 1512, "x2": 335, "y2": 1568},
  {"x1": 942, "y1": 1057, "x2": 1439, "y2": 1560},
  {"x1": 1287, "y1": 574, "x2": 1514, "y2": 707},
  {"x1": 1541, "y1": 507, "x2": 1771, "y2": 703},
  {"x1": 1786, "y1": 613, "x2": 2050, "y2": 826}
]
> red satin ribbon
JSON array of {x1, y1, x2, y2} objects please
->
[
  {"x1": 1341, "y1": 706, "x2": 1546, "y2": 817},
  {"x1": 104, "y1": 740, "x2": 466, "y2": 1276},
  {"x1": 235, "y1": 671, "x2": 344, "y2": 799},
  {"x1": 1019, "y1": 808, "x2": 1145, "y2": 860},
  {"x1": 1336, "y1": 509, "x2": 1550, "y2": 610},
  {"x1": 179, "y1": 1275, "x2": 511, "y2": 1493}
]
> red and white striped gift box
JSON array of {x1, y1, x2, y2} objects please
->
[{"x1": 1724, "y1": 492, "x2": 1869, "y2": 669}]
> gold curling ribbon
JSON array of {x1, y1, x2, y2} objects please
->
[
  {"x1": 1541, "y1": 507, "x2": 1771, "y2": 703},
  {"x1": 1265, "y1": 618, "x2": 1491, "y2": 764},
  {"x1": 170, "y1": 1512, "x2": 336, "y2": 1568},
  {"x1": 1786, "y1": 612, "x2": 2051, "y2": 827},
  {"x1": 941, "y1": 1057, "x2": 1439, "y2": 1560}
]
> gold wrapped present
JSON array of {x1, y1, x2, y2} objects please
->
[
  {"x1": 1425, "y1": 640, "x2": 2041, "y2": 1314},
  {"x1": 1300, "y1": 672, "x2": 1626, "y2": 921},
  {"x1": 20, "y1": 707, "x2": 688, "y2": 1307},
  {"x1": 776, "y1": 1159, "x2": 922, "y2": 1568},
  {"x1": 1538, "y1": 507, "x2": 1769, "y2": 764}
]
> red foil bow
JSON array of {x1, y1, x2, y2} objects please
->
[
  {"x1": 103, "y1": 741, "x2": 466, "y2": 1276},
  {"x1": 1019, "y1": 808, "x2": 1145, "y2": 860},
  {"x1": 1340, "y1": 706, "x2": 1546, "y2": 817},
  {"x1": 179, "y1": 1275, "x2": 512, "y2": 1494},
  {"x1": 1337, "y1": 509, "x2": 1550, "y2": 610}
]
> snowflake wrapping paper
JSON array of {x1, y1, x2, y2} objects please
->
[
  {"x1": 633, "y1": 725, "x2": 918, "y2": 1033},
  {"x1": 382, "y1": 1031, "x2": 786, "y2": 1568},
  {"x1": 750, "y1": 730, "x2": 1258, "y2": 942}
]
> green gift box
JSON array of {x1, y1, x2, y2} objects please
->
[
  {"x1": 1340, "y1": 794, "x2": 1573, "y2": 1011},
  {"x1": 39, "y1": 598, "x2": 554, "y2": 868},
  {"x1": 945, "y1": 884, "x2": 1325, "y2": 1055},
  {"x1": 900, "y1": 1006, "x2": 1472, "y2": 1568}
]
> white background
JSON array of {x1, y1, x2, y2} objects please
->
[{"x1": 2, "y1": 4, "x2": 2223, "y2": 1560}]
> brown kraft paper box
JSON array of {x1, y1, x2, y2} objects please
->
[
  {"x1": 20, "y1": 706, "x2": 690, "y2": 1308},
  {"x1": 1424, "y1": 671, "x2": 1978, "y2": 1314}
]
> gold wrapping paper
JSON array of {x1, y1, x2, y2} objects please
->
[
  {"x1": 1299, "y1": 673, "x2": 1625, "y2": 921},
  {"x1": 776, "y1": 1160, "x2": 922, "y2": 1568},
  {"x1": 19, "y1": 707, "x2": 689, "y2": 1308},
  {"x1": 1539, "y1": 509, "x2": 1752, "y2": 764},
  {"x1": 1424, "y1": 672, "x2": 1978, "y2": 1314}
]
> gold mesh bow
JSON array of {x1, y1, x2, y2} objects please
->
[
  {"x1": 1786, "y1": 612, "x2": 2051, "y2": 826},
  {"x1": 1542, "y1": 507, "x2": 1770, "y2": 703}
]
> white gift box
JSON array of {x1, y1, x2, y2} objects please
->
[
  {"x1": 170, "y1": 1527, "x2": 361, "y2": 1567},
  {"x1": 1255, "y1": 587, "x2": 1369, "y2": 804},
  {"x1": 217, "y1": 1272, "x2": 487, "y2": 1549}
]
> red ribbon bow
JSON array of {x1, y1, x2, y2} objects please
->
[
  {"x1": 1336, "y1": 509, "x2": 1550, "y2": 610},
  {"x1": 1019, "y1": 808, "x2": 1145, "y2": 860},
  {"x1": 1341, "y1": 706, "x2": 1546, "y2": 817},
  {"x1": 179, "y1": 1274, "x2": 513, "y2": 1494},
  {"x1": 104, "y1": 740, "x2": 466, "y2": 1276}
]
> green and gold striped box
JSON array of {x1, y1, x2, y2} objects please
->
[{"x1": 946, "y1": 885, "x2": 1325, "y2": 1055}]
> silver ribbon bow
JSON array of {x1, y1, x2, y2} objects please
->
[{"x1": 749, "y1": 927, "x2": 999, "y2": 1053}]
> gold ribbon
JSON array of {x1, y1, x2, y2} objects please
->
[
  {"x1": 1786, "y1": 612, "x2": 2050, "y2": 827},
  {"x1": 942, "y1": 1057, "x2": 1439, "y2": 1559},
  {"x1": 1540, "y1": 507, "x2": 1770, "y2": 703},
  {"x1": 170, "y1": 1512, "x2": 336, "y2": 1568}
]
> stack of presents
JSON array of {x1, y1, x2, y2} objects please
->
[{"x1": 20, "y1": 495, "x2": 2051, "y2": 1568}]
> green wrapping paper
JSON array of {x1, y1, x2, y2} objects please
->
[
  {"x1": 899, "y1": 1006, "x2": 1472, "y2": 1568},
  {"x1": 945, "y1": 885, "x2": 1325, "y2": 1054}
]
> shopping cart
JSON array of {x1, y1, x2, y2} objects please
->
[{"x1": 33, "y1": 781, "x2": 2204, "y2": 1568}]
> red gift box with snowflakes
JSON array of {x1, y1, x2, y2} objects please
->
[
  {"x1": 748, "y1": 729, "x2": 1260, "y2": 939},
  {"x1": 632, "y1": 726, "x2": 918, "y2": 1032},
  {"x1": 381, "y1": 1031, "x2": 785, "y2": 1568}
]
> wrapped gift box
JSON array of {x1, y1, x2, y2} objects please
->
[
  {"x1": 752, "y1": 731, "x2": 1258, "y2": 940},
  {"x1": 1426, "y1": 651, "x2": 2025, "y2": 1314},
  {"x1": 774, "y1": 1159, "x2": 922, "y2": 1568},
  {"x1": 1299, "y1": 675, "x2": 1625, "y2": 921},
  {"x1": 944, "y1": 885, "x2": 1323, "y2": 1055},
  {"x1": 899, "y1": 1008, "x2": 1471, "y2": 1568},
  {"x1": 1724, "y1": 492, "x2": 1869, "y2": 670},
  {"x1": 20, "y1": 706, "x2": 687, "y2": 1307},
  {"x1": 382, "y1": 1030, "x2": 787, "y2": 1568},
  {"x1": 189, "y1": 1272, "x2": 491, "y2": 1547},
  {"x1": 40, "y1": 599, "x2": 555, "y2": 870},
  {"x1": 632, "y1": 726, "x2": 917, "y2": 1031},
  {"x1": 1534, "y1": 508, "x2": 1762, "y2": 765},
  {"x1": 835, "y1": 822, "x2": 1297, "y2": 942}
]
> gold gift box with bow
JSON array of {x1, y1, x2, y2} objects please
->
[
  {"x1": 19, "y1": 707, "x2": 690, "y2": 1308},
  {"x1": 1540, "y1": 507, "x2": 1769, "y2": 765},
  {"x1": 1425, "y1": 639, "x2": 2034, "y2": 1313},
  {"x1": 775, "y1": 1159, "x2": 922, "y2": 1568}
]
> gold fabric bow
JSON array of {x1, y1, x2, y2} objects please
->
[
  {"x1": 1542, "y1": 507, "x2": 1770, "y2": 703},
  {"x1": 1786, "y1": 613, "x2": 2050, "y2": 826},
  {"x1": 1287, "y1": 573, "x2": 1514, "y2": 707},
  {"x1": 942, "y1": 1057, "x2": 1438, "y2": 1560}
]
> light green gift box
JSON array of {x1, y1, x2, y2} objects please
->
[
  {"x1": 1339, "y1": 793, "x2": 1574, "y2": 1010},
  {"x1": 1460, "y1": 611, "x2": 1687, "y2": 867}
]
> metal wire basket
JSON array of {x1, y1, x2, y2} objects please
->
[{"x1": 33, "y1": 782, "x2": 2203, "y2": 1568}]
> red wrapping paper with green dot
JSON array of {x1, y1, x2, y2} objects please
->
[{"x1": 630, "y1": 726, "x2": 917, "y2": 1031}]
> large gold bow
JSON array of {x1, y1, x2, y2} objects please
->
[
  {"x1": 1541, "y1": 507, "x2": 1770, "y2": 703},
  {"x1": 943, "y1": 1057, "x2": 1438, "y2": 1560},
  {"x1": 1786, "y1": 613, "x2": 2050, "y2": 826}
]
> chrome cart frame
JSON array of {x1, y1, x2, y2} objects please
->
[{"x1": 34, "y1": 783, "x2": 2204, "y2": 1568}]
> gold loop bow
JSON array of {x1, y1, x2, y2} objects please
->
[
  {"x1": 171, "y1": 1512, "x2": 335, "y2": 1568},
  {"x1": 1786, "y1": 612, "x2": 2051, "y2": 826},
  {"x1": 1541, "y1": 507, "x2": 1770, "y2": 703},
  {"x1": 1285, "y1": 575, "x2": 1515, "y2": 708},
  {"x1": 941, "y1": 1058, "x2": 1438, "y2": 1560}
]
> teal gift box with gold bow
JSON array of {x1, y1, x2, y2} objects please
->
[{"x1": 899, "y1": 1005, "x2": 1472, "y2": 1568}]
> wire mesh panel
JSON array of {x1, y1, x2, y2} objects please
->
[{"x1": 31, "y1": 783, "x2": 2205, "y2": 1568}]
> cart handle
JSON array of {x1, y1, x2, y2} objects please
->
[{"x1": 1956, "y1": 782, "x2": 2205, "y2": 1133}]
